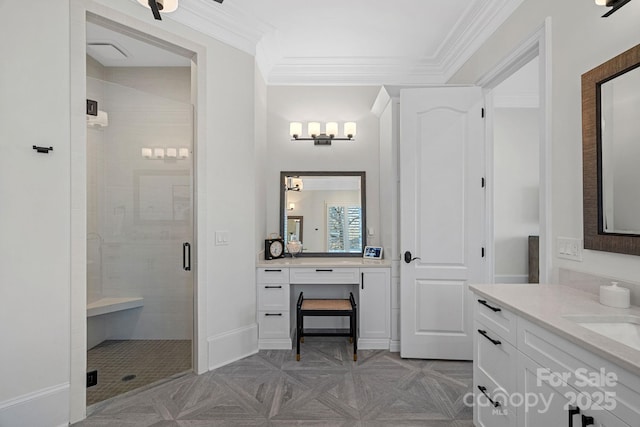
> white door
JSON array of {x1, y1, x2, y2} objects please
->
[{"x1": 400, "y1": 87, "x2": 485, "y2": 360}]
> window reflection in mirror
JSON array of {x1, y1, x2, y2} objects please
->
[
  {"x1": 280, "y1": 172, "x2": 366, "y2": 257},
  {"x1": 599, "y1": 65, "x2": 640, "y2": 235}
]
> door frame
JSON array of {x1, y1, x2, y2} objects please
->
[
  {"x1": 475, "y1": 18, "x2": 552, "y2": 284},
  {"x1": 69, "y1": 1, "x2": 207, "y2": 422}
]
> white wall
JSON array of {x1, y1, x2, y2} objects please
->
[
  {"x1": 264, "y1": 86, "x2": 381, "y2": 247},
  {"x1": 255, "y1": 65, "x2": 268, "y2": 258},
  {"x1": 493, "y1": 108, "x2": 539, "y2": 281},
  {"x1": 449, "y1": 0, "x2": 640, "y2": 283},
  {"x1": 0, "y1": 1, "x2": 72, "y2": 425},
  {"x1": 1, "y1": 0, "x2": 259, "y2": 424}
]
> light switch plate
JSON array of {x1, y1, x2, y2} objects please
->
[
  {"x1": 557, "y1": 237, "x2": 583, "y2": 261},
  {"x1": 215, "y1": 231, "x2": 230, "y2": 246}
]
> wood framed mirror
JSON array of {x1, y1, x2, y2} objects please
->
[{"x1": 582, "y1": 42, "x2": 640, "y2": 256}]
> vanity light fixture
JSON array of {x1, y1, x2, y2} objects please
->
[
  {"x1": 285, "y1": 177, "x2": 303, "y2": 192},
  {"x1": 595, "y1": 0, "x2": 632, "y2": 17},
  {"x1": 141, "y1": 148, "x2": 153, "y2": 159},
  {"x1": 288, "y1": 203, "x2": 295, "y2": 211},
  {"x1": 289, "y1": 121, "x2": 357, "y2": 146}
]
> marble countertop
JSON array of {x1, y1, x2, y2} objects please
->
[
  {"x1": 257, "y1": 257, "x2": 392, "y2": 268},
  {"x1": 470, "y1": 283, "x2": 640, "y2": 376}
]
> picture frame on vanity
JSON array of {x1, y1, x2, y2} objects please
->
[{"x1": 363, "y1": 246, "x2": 383, "y2": 259}]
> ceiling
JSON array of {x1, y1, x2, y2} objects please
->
[{"x1": 89, "y1": 0, "x2": 524, "y2": 85}]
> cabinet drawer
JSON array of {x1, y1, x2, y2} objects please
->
[
  {"x1": 257, "y1": 283, "x2": 290, "y2": 310},
  {"x1": 475, "y1": 320, "x2": 518, "y2": 393},
  {"x1": 474, "y1": 296, "x2": 517, "y2": 345},
  {"x1": 290, "y1": 267, "x2": 359, "y2": 284},
  {"x1": 257, "y1": 267, "x2": 289, "y2": 284},
  {"x1": 518, "y1": 317, "x2": 640, "y2": 426},
  {"x1": 474, "y1": 368, "x2": 516, "y2": 427},
  {"x1": 257, "y1": 311, "x2": 290, "y2": 339}
]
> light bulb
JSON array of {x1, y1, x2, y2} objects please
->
[
  {"x1": 326, "y1": 122, "x2": 339, "y2": 137},
  {"x1": 289, "y1": 122, "x2": 302, "y2": 138},
  {"x1": 308, "y1": 122, "x2": 321, "y2": 137},
  {"x1": 344, "y1": 122, "x2": 357, "y2": 138}
]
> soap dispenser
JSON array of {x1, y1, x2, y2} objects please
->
[{"x1": 599, "y1": 281, "x2": 630, "y2": 308}]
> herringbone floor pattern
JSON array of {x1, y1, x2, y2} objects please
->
[{"x1": 76, "y1": 337, "x2": 473, "y2": 426}]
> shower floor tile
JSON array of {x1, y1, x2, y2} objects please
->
[{"x1": 87, "y1": 339, "x2": 191, "y2": 406}]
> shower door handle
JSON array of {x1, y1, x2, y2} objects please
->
[{"x1": 183, "y1": 242, "x2": 191, "y2": 271}]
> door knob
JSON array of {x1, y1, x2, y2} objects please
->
[{"x1": 404, "y1": 251, "x2": 421, "y2": 263}]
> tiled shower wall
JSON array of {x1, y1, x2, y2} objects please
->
[{"x1": 87, "y1": 61, "x2": 193, "y2": 344}]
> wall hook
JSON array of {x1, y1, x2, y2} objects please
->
[{"x1": 33, "y1": 145, "x2": 53, "y2": 154}]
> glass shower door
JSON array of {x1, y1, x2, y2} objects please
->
[{"x1": 86, "y1": 76, "x2": 194, "y2": 405}]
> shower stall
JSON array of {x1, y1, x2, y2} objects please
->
[{"x1": 86, "y1": 72, "x2": 193, "y2": 405}]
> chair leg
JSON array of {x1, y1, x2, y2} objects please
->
[
  {"x1": 352, "y1": 312, "x2": 357, "y2": 362},
  {"x1": 296, "y1": 309, "x2": 301, "y2": 362}
]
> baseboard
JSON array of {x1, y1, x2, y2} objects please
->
[
  {"x1": 494, "y1": 274, "x2": 529, "y2": 284},
  {"x1": 358, "y1": 338, "x2": 391, "y2": 350},
  {"x1": 389, "y1": 340, "x2": 401, "y2": 352},
  {"x1": 258, "y1": 339, "x2": 292, "y2": 350},
  {"x1": 208, "y1": 323, "x2": 258, "y2": 371},
  {"x1": 0, "y1": 383, "x2": 69, "y2": 427}
]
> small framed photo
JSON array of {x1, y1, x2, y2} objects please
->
[{"x1": 363, "y1": 246, "x2": 383, "y2": 259}]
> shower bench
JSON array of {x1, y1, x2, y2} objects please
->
[{"x1": 87, "y1": 297, "x2": 144, "y2": 317}]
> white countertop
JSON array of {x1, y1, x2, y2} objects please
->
[
  {"x1": 257, "y1": 257, "x2": 391, "y2": 268},
  {"x1": 470, "y1": 283, "x2": 640, "y2": 376}
]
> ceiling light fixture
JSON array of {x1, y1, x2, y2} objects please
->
[
  {"x1": 289, "y1": 122, "x2": 357, "y2": 146},
  {"x1": 595, "y1": 0, "x2": 632, "y2": 17},
  {"x1": 137, "y1": 0, "x2": 223, "y2": 21}
]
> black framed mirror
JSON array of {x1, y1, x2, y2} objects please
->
[
  {"x1": 582, "y1": 42, "x2": 640, "y2": 256},
  {"x1": 280, "y1": 171, "x2": 366, "y2": 257}
]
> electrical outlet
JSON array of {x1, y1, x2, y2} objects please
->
[
  {"x1": 87, "y1": 370, "x2": 98, "y2": 388},
  {"x1": 557, "y1": 237, "x2": 583, "y2": 261}
]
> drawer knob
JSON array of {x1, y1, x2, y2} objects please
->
[
  {"x1": 478, "y1": 329, "x2": 502, "y2": 346},
  {"x1": 265, "y1": 269, "x2": 282, "y2": 272},
  {"x1": 478, "y1": 299, "x2": 502, "y2": 312},
  {"x1": 265, "y1": 286, "x2": 283, "y2": 289},
  {"x1": 315, "y1": 269, "x2": 333, "y2": 272},
  {"x1": 265, "y1": 313, "x2": 283, "y2": 317}
]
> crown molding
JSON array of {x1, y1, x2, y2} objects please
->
[
  {"x1": 167, "y1": 0, "x2": 524, "y2": 85},
  {"x1": 438, "y1": 0, "x2": 526, "y2": 81},
  {"x1": 170, "y1": 0, "x2": 273, "y2": 55}
]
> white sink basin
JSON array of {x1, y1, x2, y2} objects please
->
[{"x1": 563, "y1": 314, "x2": 640, "y2": 351}]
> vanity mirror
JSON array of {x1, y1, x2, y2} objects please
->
[
  {"x1": 280, "y1": 171, "x2": 366, "y2": 257},
  {"x1": 582, "y1": 42, "x2": 640, "y2": 256}
]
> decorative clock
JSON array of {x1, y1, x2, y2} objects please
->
[{"x1": 264, "y1": 237, "x2": 284, "y2": 260}]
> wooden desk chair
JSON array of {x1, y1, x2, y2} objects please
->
[{"x1": 296, "y1": 292, "x2": 357, "y2": 361}]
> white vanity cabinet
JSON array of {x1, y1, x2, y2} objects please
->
[
  {"x1": 473, "y1": 297, "x2": 519, "y2": 427},
  {"x1": 257, "y1": 268, "x2": 291, "y2": 349},
  {"x1": 471, "y1": 288, "x2": 639, "y2": 427},
  {"x1": 256, "y1": 262, "x2": 391, "y2": 351},
  {"x1": 359, "y1": 268, "x2": 391, "y2": 348}
]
